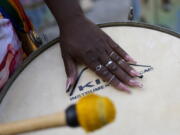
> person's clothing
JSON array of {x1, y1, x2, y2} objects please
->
[
  {"x1": 0, "y1": 0, "x2": 35, "y2": 89},
  {"x1": 0, "y1": 0, "x2": 33, "y2": 32},
  {"x1": 0, "y1": 15, "x2": 23, "y2": 89}
]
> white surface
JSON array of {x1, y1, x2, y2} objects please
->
[{"x1": 0, "y1": 26, "x2": 180, "y2": 135}]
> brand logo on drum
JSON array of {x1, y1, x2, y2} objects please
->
[
  {"x1": 70, "y1": 79, "x2": 106, "y2": 101},
  {"x1": 78, "y1": 79, "x2": 101, "y2": 91},
  {"x1": 70, "y1": 64, "x2": 154, "y2": 101}
]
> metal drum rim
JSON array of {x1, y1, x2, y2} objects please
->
[{"x1": 0, "y1": 22, "x2": 179, "y2": 103}]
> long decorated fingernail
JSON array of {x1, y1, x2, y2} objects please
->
[
  {"x1": 129, "y1": 80, "x2": 143, "y2": 88},
  {"x1": 66, "y1": 78, "x2": 72, "y2": 92},
  {"x1": 130, "y1": 70, "x2": 141, "y2": 76},
  {"x1": 125, "y1": 55, "x2": 137, "y2": 63},
  {"x1": 118, "y1": 83, "x2": 131, "y2": 93}
]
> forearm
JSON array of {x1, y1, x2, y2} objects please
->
[{"x1": 44, "y1": 0, "x2": 85, "y2": 27}]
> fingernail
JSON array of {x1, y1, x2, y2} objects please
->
[
  {"x1": 125, "y1": 55, "x2": 137, "y2": 63},
  {"x1": 118, "y1": 83, "x2": 131, "y2": 93},
  {"x1": 129, "y1": 80, "x2": 143, "y2": 88},
  {"x1": 130, "y1": 70, "x2": 141, "y2": 76},
  {"x1": 66, "y1": 78, "x2": 71, "y2": 92}
]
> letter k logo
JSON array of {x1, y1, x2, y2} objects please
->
[{"x1": 78, "y1": 81, "x2": 95, "y2": 91}]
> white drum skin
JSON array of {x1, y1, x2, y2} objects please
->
[{"x1": 0, "y1": 24, "x2": 180, "y2": 135}]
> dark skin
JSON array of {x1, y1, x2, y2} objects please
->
[{"x1": 44, "y1": 0, "x2": 143, "y2": 93}]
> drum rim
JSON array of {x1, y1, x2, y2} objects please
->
[{"x1": 0, "y1": 22, "x2": 179, "y2": 103}]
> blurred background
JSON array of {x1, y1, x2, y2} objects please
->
[{"x1": 20, "y1": 0, "x2": 180, "y2": 43}]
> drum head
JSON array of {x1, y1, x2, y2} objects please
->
[{"x1": 0, "y1": 22, "x2": 180, "y2": 135}]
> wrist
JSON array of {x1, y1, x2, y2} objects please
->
[
  {"x1": 57, "y1": 12, "x2": 86, "y2": 28},
  {"x1": 45, "y1": 0, "x2": 86, "y2": 28}
]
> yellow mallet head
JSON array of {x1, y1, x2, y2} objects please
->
[{"x1": 66, "y1": 94, "x2": 116, "y2": 132}]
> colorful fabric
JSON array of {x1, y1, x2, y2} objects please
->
[
  {"x1": 0, "y1": 16, "x2": 23, "y2": 89},
  {"x1": 0, "y1": 0, "x2": 33, "y2": 32}
]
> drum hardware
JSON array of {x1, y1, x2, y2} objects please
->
[
  {"x1": 128, "y1": 6, "x2": 134, "y2": 21},
  {"x1": 18, "y1": 32, "x2": 39, "y2": 55},
  {"x1": 29, "y1": 31, "x2": 43, "y2": 46}
]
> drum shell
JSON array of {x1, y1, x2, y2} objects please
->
[{"x1": 0, "y1": 22, "x2": 180, "y2": 135}]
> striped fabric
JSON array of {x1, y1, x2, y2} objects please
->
[{"x1": 0, "y1": 0, "x2": 33, "y2": 32}]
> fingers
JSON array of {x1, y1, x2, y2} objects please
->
[
  {"x1": 107, "y1": 37, "x2": 136, "y2": 63},
  {"x1": 104, "y1": 36, "x2": 140, "y2": 77},
  {"x1": 84, "y1": 51, "x2": 142, "y2": 92},
  {"x1": 88, "y1": 61, "x2": 130, "y2": 93},
  {"x1": 96, "y1": 52, "x2": 142, "y2": 87},
  {"x1": 100, "y1": 57, "x2": 142, "y2": 88},
  {"x1": 61, "y1": 49, "x2": 78, "y2": 93},
  {"x1": 109, "y1": 51, "x2": 141, "y2": 77}
]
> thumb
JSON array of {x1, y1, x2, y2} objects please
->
[{"x1": 61, "y1": 49, "x2": 78, "y2": 95}]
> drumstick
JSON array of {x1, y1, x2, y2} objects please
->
[{"x1": 0, "y1": 94, "x2": 116, "y2": 135}]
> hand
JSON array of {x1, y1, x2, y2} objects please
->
[{"x1": 60, "y1": 17, "x2": 142, "y2": 94}]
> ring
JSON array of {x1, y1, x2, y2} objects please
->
[
  {"x1": 109, "y1": 51, "x2": 115, "y2": 57},
  {"x1": 118, "y1": 59, "x2": 125, "y2": 65},
  {"x1": 108, "y1": 75, "x2": 115, "y2": 84},
  {"x1": 105, "y1": 60, "x2": 113, "y2": 67},
  {"x1": 96, "y1": 64, "x2": 102, "y2": 71}
]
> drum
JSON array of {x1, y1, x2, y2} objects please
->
[{"x1": 0, "y1": 22, "x2": 180, "y2": 135}]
